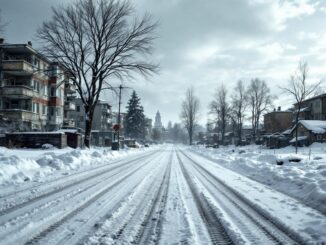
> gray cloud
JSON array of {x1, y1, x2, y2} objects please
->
[{"x1": 1, "y1": 0, "x2": 325, "y2": 126}]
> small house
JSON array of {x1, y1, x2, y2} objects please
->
[{"x1": 290, "y1": 120, "x2": 326, "y2": 146}]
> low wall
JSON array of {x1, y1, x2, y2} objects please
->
[{"x1": 6, "y1": 132, "x2": 67, "y2": 149}]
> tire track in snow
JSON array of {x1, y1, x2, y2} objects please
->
[
  {"x1": 180, "y1": 150, "x2": 307, "y2": 244},
  {"x1": 0, "y1": 151, "x2": 162, "y2": 245},
  {"x1": 176, "y1": 151, "x2": 234, "y2": 245},
  {"x1": 133, "y1": 150, "x2": 172, "y2": 244},
  {"x1": 79, "y1": 150, "x2": 171, "y2": 244}
]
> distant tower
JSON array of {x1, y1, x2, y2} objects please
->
[{"x1": 154, "y1": 111, "x2": 163, "y2": 131}]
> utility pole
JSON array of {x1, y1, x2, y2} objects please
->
[
  {"x1": 112, "y1": 84, "x2": 131, "y2": 150},
  {"x1": 117, "y1": 84, "x2": 122, "y2": 146}
]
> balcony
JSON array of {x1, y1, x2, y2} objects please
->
[
  {"x1": 63, "y1": 118, "x2": 76, "y2": 127},
  {"x1": 0, "y1": 86, "x2": 37, "y2": 98},
  {"x1": 0, "y1": 109, "x2": 38, "y2": 122},
  {"x1": 65, "y1": 83, "x2": 76, "y2": 94},
  {"x1": 2, "y1": 60, "x2": 34, "y2": 75},
  {"x1": 64, "y1": 101, "x2": 76, "y2": 111},
  {"x1": 48, "y1": 116, "x2": 63, "y2": 125}
]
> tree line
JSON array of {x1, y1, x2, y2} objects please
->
[
  {"x1": 180, "y1": 79, "x2": 273, "y2": 145},
  {"x1": 180, "y1": 61, "x2": 322, "y2": 147}
]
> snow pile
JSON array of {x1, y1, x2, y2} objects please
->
[
  {"x1": 191, "y1": 143, "x2": 326, "y2": 213},
  {"x1": 0, "y1": 154, "x2": 53, "y2": 184},
  {"x1": 0, "y1": 146, "x2": 154, "y2": 186}
]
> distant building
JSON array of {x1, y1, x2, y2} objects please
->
[
  {"x1": 145, "y1": 117, "x2": 152, "y2": 141},
  {"x1": 154, "y1": 111, "x2": 162, "y2": 131},
  {"x1": 264, "y1": 107, "x2": 293, "y2": 134},
  {"x1": 0, "y1": 39, "x2": 76, "y2": 132}
]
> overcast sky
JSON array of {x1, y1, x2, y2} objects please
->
[{"x1": 1, "y1": 0, "x2": 326, "y2": 127}]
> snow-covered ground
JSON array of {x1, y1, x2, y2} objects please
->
[
  {"x1": 0, "y1": 145, "x2": 325, "y2": 244},
  {"x1": 0, "y1": 145, "x2": 156, "y2": 186},
  {"x1": 191, "y1": 143, "x2": 326, "y2": 214}
]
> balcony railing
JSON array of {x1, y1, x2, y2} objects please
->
[
  {"x1": 64, "y1": 101, "x2": 76, "y2": 111},
  {"x1": 0, "y1": 86, "x2": 37, "y2": 98},
  {"x1": 63, "y1": 118, "x2": 76, "y2": 127},
  {"x1": 0, "y1": 109, "x2": 38, "y2": 122},
  {"x1": 2, "y1": 60, "x2": 49, "y2": 79},
  {"x1": 2, "y1": 60, "x2": 34, "y2": 75}
]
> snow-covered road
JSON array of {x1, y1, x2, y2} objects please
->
[{"x1": 0, "y1": 146, "x2": 325, "y2": 244}]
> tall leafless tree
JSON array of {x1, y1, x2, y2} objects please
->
[
  {"x1": 180, "y1": 87, "x2": 200, "y2": 145},
  {"x1": 247, "y1": 78, "x2": 273, "y2": 141},
  {"x1": 281, "y1": 61, "x2": 321, "y2": 154},
  {"x1": 37, "y1": 0, "x2": 158, "y2": 147},
  {"x1": 210, "y1": 84, "x2": 229, "y2": 144},
  {"x1": 230, "y1": 80, "x2": 247, "y2": 144}
]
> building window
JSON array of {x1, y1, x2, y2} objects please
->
[
  {"x1": 58, "y1": 89, "x2": 62, "y2": 99},
  {"x1": 44, "y1": 85, "x2": 48, "y2": 96},
  {"x1": 50, "y1": 107, "x2": 54, "y2": 116},
  {"x1": 56, "y1": 108, "x2": 62, "y2": 116},
  {"x1": 77, "y1": 106, "x2": 80, "y2": 112},
  {"x1": 33, "y1": 80, "x2": 39, "y2": 92},
  {"x1": 10, "y1": 100, "x2": 19, "y2": 109},
  {"x1": 33, "y1": 102, "x2": 39, "y2": 113},
  {"x1": 42, "y1": 105, "x2": 47, "y2": 115},
  {"x1": 317, "y1": 135, "x2": 322, "y2": 141},
  {"x1": 51, "y1": 87, "x2": 55, "y2": 96}
]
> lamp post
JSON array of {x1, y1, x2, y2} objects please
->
[{"x1": 112, "y1": 84, "x2": 131, "y2": 150}]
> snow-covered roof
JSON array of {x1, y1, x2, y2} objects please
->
[
  {"x1": 6, "y1": 131, "x2": 64, "y2": 135},
  {"x1": 290, "y1": 136, "x2": 307, "y2": 143},
  {"x1": 57, "y1": 129, "x2": 78, "y2": 133},
  {"x1": 299, "y1": 120, "x2": 326, "y2": 134},
  {"x1": 282, "y1": 129, "x2": 292, "y2": 135},
  {"x1": 294, "y1": 107, "x2": 310, "y2": 113}
]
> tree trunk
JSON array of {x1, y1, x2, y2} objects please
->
[
  {"x1": 295, "y1": 105, "x2": 301, "y2": 154},
  {"x1": 84, "y1": 107, "x2": 94, "y2": 148},
  {"x1": 189, "y1": 126, "x2": 193, "y2": 145}
]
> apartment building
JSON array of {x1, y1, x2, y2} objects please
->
[
  {"x1": 0, "y1": 39, "x2": 76, "y2": 132},
  {"x1": 264, "y1": 107, "x2": 293, "y2": 134},
  {"x1": 73, "y1": 98, "x2": 112, "y2": 145},
  {"x1": 294, "y1": 93, "x2": 326, "y2": 120}
]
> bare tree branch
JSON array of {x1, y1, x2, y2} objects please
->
[
  {"x1": 37, "y1": 0, "x2": 158, "y2": 147},
  {"x1": 209, "y1": 84, "x2": 229, "y2": 143},
  {"x1": 230, "y1": 80, "x2": 247, "y2": 144},
  {"x1": 247, "y1": 78, "x2": 273, "y2": 141},
  {"x1": 180, "y1": 87, "x2": 200, "y2": 145},
  {"x1": 280, "y1": 61, "x2": 322, "y2": 153}
]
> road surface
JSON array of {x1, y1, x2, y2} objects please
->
[{"x1": 0, "y1": 146, "x2": 325, "y2": 244}]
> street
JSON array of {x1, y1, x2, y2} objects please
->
[{"x1": 0, "y1": 146, "x2": 325, "y2": 244}]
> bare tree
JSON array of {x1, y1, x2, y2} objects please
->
[
  {"x1": 180, "y1": 87, "x2": 200, "y2": 145},
  {"x1": 281, "y1": 61, "x2": 321, "y2": 153},
  {"x1": 230, "y1": 80, "x2": 247, "y2": 144},
  {"x1": 37, "y1": 0, "x2": 157, "y2": 147},
  {"x1": 210, "y1": 84, "x2": 229, "y2": 144},
  {"x1": 247, "y1": 78, "x2": 273, "y2": 141}
]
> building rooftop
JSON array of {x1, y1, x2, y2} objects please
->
[{"x1": 293, "y1": 120, "x2": 326, "y2": 134}]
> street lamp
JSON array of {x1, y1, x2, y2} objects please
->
[{"x1": 111, "y1": 84, "x2": 131, "y2": 150}]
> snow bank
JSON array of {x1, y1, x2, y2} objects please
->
[
  {"x1": 0, "y1": 146, "x2": 154, "y2": 186},
  {"x1": 191, "y1": 143, "x2": 326, "y2": 214}
]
